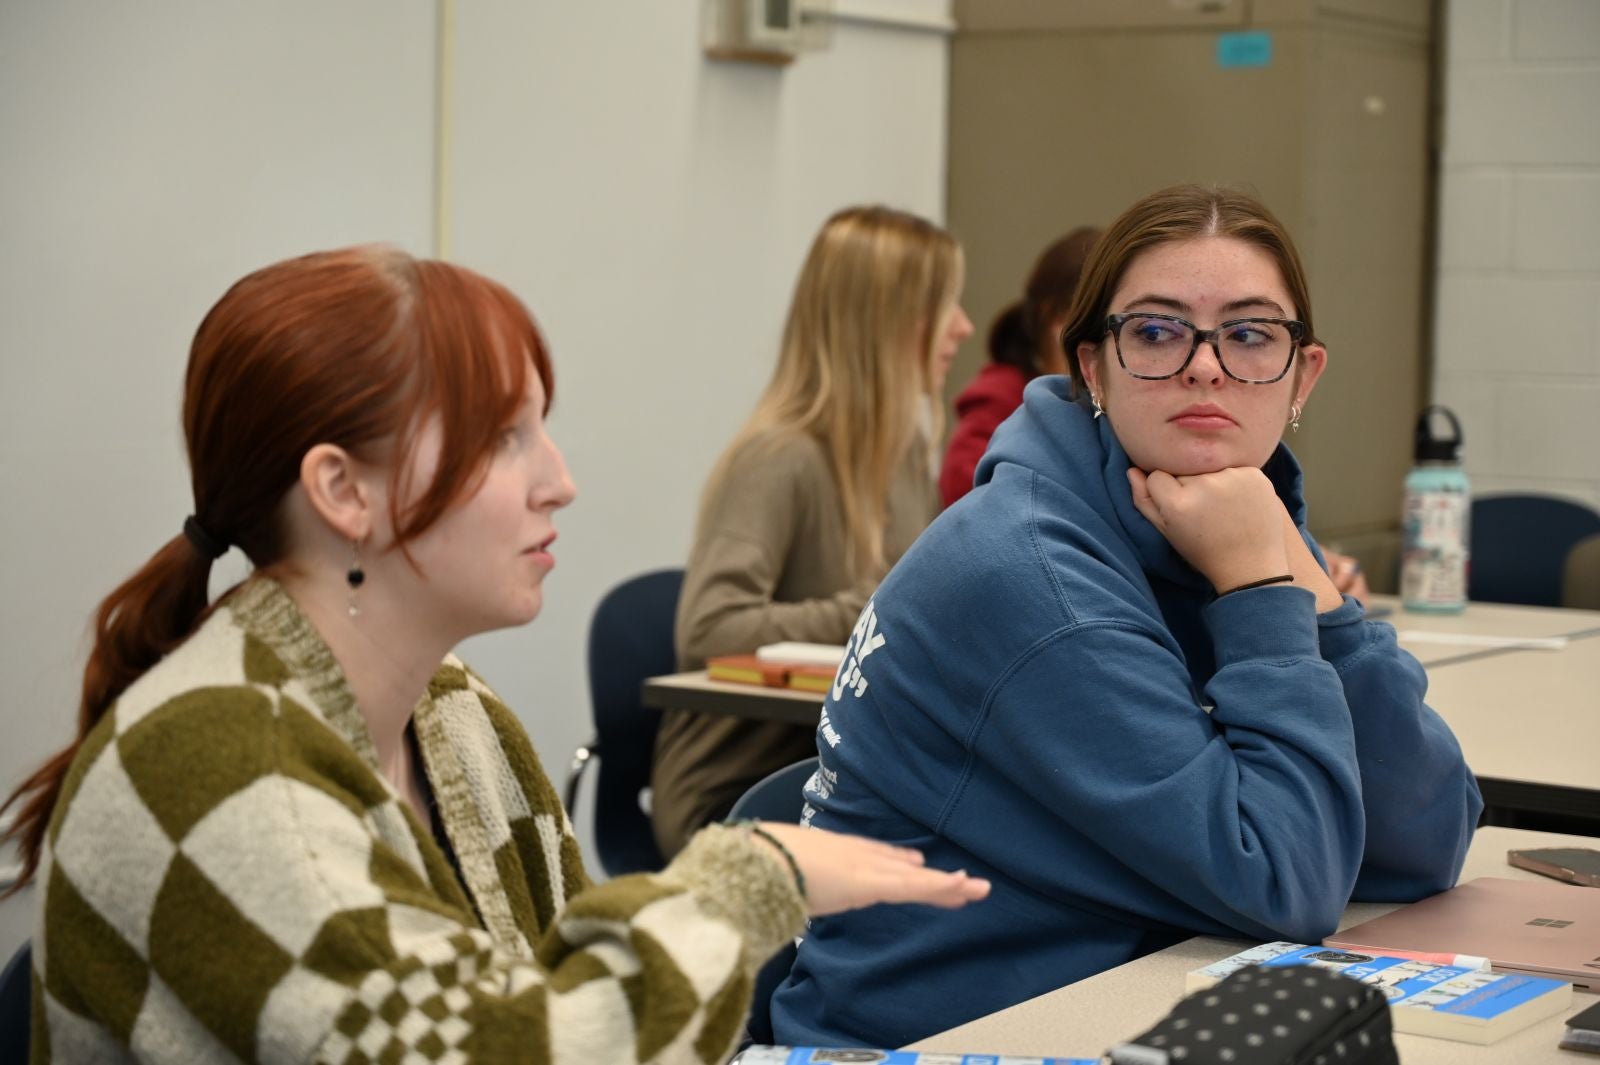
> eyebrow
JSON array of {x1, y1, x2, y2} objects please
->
[{"x1": 1120, "y1": 294, "x2": 1290, "y2": 318}]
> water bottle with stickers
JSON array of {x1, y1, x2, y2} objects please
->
[{"x1": 1400, "y1": 405, "x2": 1470, "y2": 613}]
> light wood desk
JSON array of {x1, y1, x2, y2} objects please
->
[
  {"x1": 909, "y1": 826, "x2": 1599, "y2": 1064},
  {"x1": 1372, "y1": 594, "x2": 1600, "y2": 667},
  {"x1": 641, "y1": 671, "x2": 823, "y2": 726},
  {"x1": 1424, "y1": 640, "x2": 1600, "y2": 823}
]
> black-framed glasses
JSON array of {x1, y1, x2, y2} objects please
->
[{"x1": 1104, "y1": 312, "x2": 1306, "y2": 384}]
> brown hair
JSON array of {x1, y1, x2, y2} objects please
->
[
  {"x1": 0, "y1": 245, "x2": 552, "y2": 895},
  {"x1": 988, "y1": 226, "x2": 1101, "y2": 375},
  {"x1": 1060, "y1": 185, "x2": 1318, "y2": 396}
]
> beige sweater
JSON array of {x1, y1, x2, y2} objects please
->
[
  {"x1": 651, "y1": 427, "x2": 938, "y2": 856},
  {"x1": 32, "y1": 578, "x2": 805, "y2": 1064}
]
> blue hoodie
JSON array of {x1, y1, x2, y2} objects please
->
[{"x1": 770, "y1": 376, "x2": 1481, "y2": 1049}]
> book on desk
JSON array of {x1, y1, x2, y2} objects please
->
[
  {"x1": 708, "y1": 644, "x2": 842, "y2": 692},
  {"x1": 1188, "y1": 941, "x2": 1571, "y2": 1045}
]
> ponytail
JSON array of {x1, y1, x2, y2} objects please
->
[
  {"x1": 986, "y1": 301, "x2": 1035, "y2": 373},
  {"x1": 0, "y1": 534, "x2": 217, "y2": 897}
]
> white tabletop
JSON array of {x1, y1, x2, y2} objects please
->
[
  {"x1": 1424, "y1": 640, "x2": 1600, "y2": 797},
  {"x1": 1373, "y1": 594, "x2": 1600, "y2": 666},
  {"x1": 908, "y1": 826, "x2": 1599, "y2": 1064}
]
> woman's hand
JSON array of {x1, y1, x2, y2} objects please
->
[
  {"x1": 1321, "y1": 547, "x2": 1371, "y2": 607},
  {"x1": 750, "y1": 822, "x2": 991, "y2": 917},
  {"x1": 1127, "y1": 467, "x2": 1290, "y2": 593}
]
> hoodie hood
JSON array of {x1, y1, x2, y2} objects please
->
[{"x1": 975, "y1": 375, "x2": 1310, "y2": 592}]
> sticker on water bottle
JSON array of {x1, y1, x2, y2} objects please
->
[{"x1": 1401, "y1": 488, "x2": 1470, "y2": 609}]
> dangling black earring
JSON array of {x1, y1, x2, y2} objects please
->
[{"x1": 346, "y1": 540, "x2": 365, "y2": 617}]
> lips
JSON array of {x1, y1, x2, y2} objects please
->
[{"x1": 1171, "y1": 404, "x2": 1237, "y2": 430}]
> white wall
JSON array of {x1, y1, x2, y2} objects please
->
[
  {"x1": 0, "y1": 0, "x2": 952, "y2": 958},
  {"x1": 0, "y1": 0, "x2": 438, "y2": 959},
  {"x1": 1431, "y1": 0, "x2": 1600, "y2": 509},
  {"x1": 443, "y1": 0, "x2": 949, "y2": 865}
]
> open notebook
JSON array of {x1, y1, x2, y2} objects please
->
[{"x1": 1326, "y1": 877, "x2": 1600, "y2": 991}]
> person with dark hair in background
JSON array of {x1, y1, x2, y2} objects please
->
[
  {"x1": 0, "y1": 245, "x2": 988, "y2": 1063},
  {"x1": 939, "y1": 227, "x2": 1100, "y2": 507}
]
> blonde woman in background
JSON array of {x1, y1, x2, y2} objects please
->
[{"x1": 651, "y1": 205, "x2": 973, "y2": 857}]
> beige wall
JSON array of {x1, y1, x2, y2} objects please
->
[
  {"x1": 1431, "y1": 0, "x2": 1600, "y2": 509},
  {"x1": 945, "y1": 3, "x2": 1434, "y2": 585}
]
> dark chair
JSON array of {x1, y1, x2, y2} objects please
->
[
  {"x1": 729, "y1": 755, "x2": 819, "y2": 1047},
  {"x1": 563, "y1": 568, "x2": 683, "y2": 878},
  {"x1": 728, "y1": 757, "x2": 820, "y2": 823},
  {"x1": 1469, "y1": 495, "x2": 1600, "y2": 607},
  {"x1": 0, "y1": 940, "x2": 31, "y2": 1063}
]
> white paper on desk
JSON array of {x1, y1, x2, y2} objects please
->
[
  {"x1": 755, "y1": 641, "x2": 846, "y2": 667},
  {"x1": 1395, "y1": 631, "x2": 1569, "y2": 650}
]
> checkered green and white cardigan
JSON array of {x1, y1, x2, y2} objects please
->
[{"x1": 31, "y1": 577, "x2": 805, "y2": 1063}]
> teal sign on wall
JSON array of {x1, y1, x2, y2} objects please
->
[{"x1": 1217, "y1": 31, "x2": 1273, "y2": 69}]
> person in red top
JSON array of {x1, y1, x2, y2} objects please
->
[{"x1": 939, "y1": 227, "x2": 1101, "y2": 507}]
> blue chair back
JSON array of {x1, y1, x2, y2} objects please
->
[
  {"x1": 729, "y1": 756, "x2": 819, "y2": 1046},
  {"x1": 1470, "y1": 495, "x2": 1600, "y2": 607},
  {"x1": 0, "y1": 940, "x2": 31, "y2": 1063},
  {"x1": 581, "y1": 568, "x2": 683, "y2": 877},
  {"x1": 728, "y1": 756, "x2": 820, "y2": 823}
]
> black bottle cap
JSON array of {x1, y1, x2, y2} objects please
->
[{"x1": 1414, "y1": 405, "x2": 1463, "y2": 462}]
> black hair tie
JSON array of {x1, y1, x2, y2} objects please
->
[
  {"x1": 183, "y1": 515, "x2": 228, "y2": 560},
  {"x1": 1218, "y1": 573, "x2": 1294, "y2": 597}
]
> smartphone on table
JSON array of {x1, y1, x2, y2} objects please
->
[{"x1": 1507, "y1": 846, "x2": 1600, "y2": 887}]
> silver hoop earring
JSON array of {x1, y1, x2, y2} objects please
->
[
  {"x1": 1289, "y1": 402, "x2": 1303, "y2": 434},
  {"x1": 346, "y1": 540, "x2": 365, "y2": 617},
  {"x1": 1091, "y1": 394, "x2": 1105, "y2": 420}
]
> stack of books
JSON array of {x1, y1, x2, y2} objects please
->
[
  {"x1": 707, "y1": 642, "x2": 843, "y2": 692},
  {"x1": 1189, "y1": 942, "x2": 1572, "y2": 1045}
]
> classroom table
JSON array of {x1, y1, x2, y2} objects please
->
[
  {"x1": 1372, "y1": 593, "x2": 1600, "y2": 667},
  {"x1": 644, "y1": 598, "x2": 1600, "y2": 719},
  {"x1": 642, "y1": 600, "x2": 1600, "y2": 825},
  {"x1": 641, "y1": 670, "x2": 824, "y2": 726},
  {"x1": 1423, "y1": 639, "x2": 1600, "y2": 824},
  {"x1": 907, "y1": 826, "x2": 1599, "y2": 1064}
]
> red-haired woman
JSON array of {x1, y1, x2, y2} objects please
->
[{"x1": 1, "y1": 246, "x2": 987, "y2": 1063}]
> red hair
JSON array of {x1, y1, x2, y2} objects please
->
[{"x1": 1, "y1": 245, "x2": 553, "y2": 895}]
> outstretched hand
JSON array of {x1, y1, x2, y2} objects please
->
[{"x1": 751, "y1": 822, "x2": 991, "y2": 918}]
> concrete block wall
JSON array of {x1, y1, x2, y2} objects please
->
[{"x1": 1432, "y1": 0, "x2": 1600, "y2": 509}]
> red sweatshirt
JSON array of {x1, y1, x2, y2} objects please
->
[{"x1": 938, "y1": 362, "x2": 1029, "y2": 507}]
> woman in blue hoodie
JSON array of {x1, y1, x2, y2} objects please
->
[{"x1": 770, "y1": 185, "x2": 1482, "y2": 1049}]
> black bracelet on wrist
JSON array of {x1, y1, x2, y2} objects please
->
[
  {"x1": 1218, "y1": 573, "x2": 1295, "y2": 597},
  {"x1": 730, "y1": 819, "x2": 807, "y2": 899}
]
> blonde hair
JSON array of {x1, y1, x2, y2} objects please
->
[{"x1": 707, "y1": 205, "x2": 963, "y2": 574}]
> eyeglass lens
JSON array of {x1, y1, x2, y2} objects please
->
[{"x1": 1116, "y1": 315, "x2": 1293, "y2": 382}]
